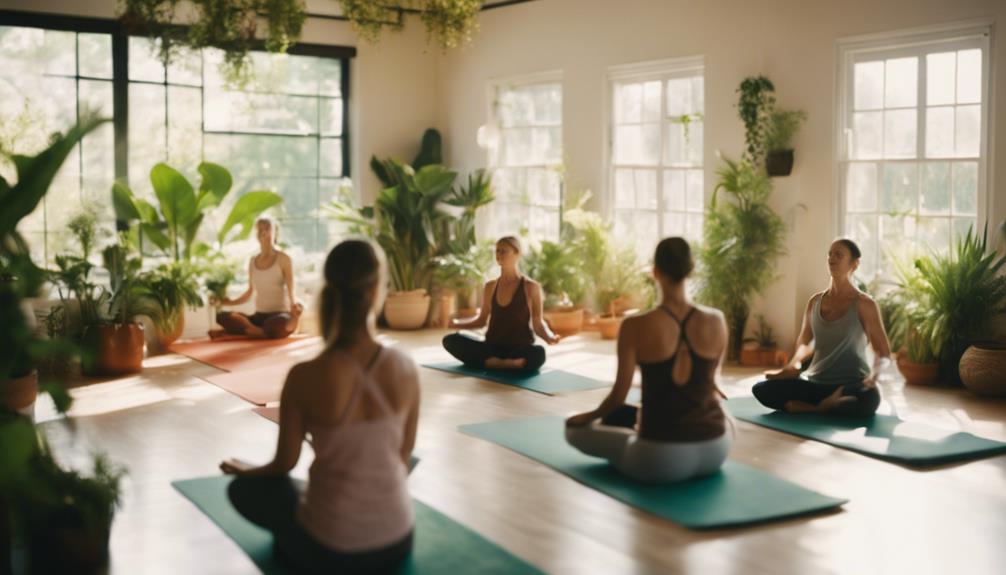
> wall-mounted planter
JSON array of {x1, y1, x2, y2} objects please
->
[{"x1": 766, "y1": 149, "x2": 794, "y2": 177}]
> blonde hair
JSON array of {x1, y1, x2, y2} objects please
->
[{"x1": 497, "y1": 235, "x2": 522, "y2": 254}]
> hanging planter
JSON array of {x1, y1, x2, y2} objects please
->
[
  {"x1": 765, "y1": 149, "x2": 794, "y2": 177},
  {"x1": 340, "y1": 0, "x2": 482, "y2": 49}
]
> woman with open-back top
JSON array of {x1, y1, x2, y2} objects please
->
[
  {"x1": 442, "y1": 236, "x2": 560, "y2": 373},
  {"x1": 219, "y1": 239, "x2": 419, "y2": 574},
  {"x1": 565, "y1": 237, "x2": 731, "y2": 483}
]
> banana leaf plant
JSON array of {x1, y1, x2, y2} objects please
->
[
  {"x1": 326, "y1": 159, "x2": 457, "y2": 293},
  {"x1": 112, "y1": 162, "x2": 283, "y2": 261},
  {"x1": 443, "y1": 168, "x2": 494, "y2": 254}
]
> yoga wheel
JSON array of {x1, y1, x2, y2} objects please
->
[
  {"x1": 960, "y1": 343, "x2": 1006, "y2": 396},
  {"x1": 384, "y1": 289, "x2": 431, "y2": 330}
]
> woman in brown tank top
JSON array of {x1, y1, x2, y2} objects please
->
[
  {"x1": 565, "y1": 238, "x2": 732, "y2": 483},
  {"x1": 443, "y1": 236, "x2": 560, "y2": 372}
]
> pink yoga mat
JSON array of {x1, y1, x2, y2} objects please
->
[
  {"x1": 253, "y1": 406, "x2": 279, "y2": 424},
  {"x1": 170, "y1": 335, "x2": 323, "y2": 373},
  {"x1": 205, "y1": 363, "x2": 292, "y2": 406}
]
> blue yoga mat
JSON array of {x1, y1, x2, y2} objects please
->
[
  {"x1": 423, "y1": 362, "x2": 609, "y2": 394},
  {"x1": 728, "y1": 396, "x2": 1006, "y2": 466},
  {"x1": 173, "y1": 476, "x2": 542, "y2": 574},
  {"x1": 459, "y1": 415, "x2": 846, "y2": 529}
]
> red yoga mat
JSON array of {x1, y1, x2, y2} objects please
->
[{"x1": 170, "y1": 335, "x2": 324, "y2": 373}]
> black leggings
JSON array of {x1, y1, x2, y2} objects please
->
[
  {"x1": 217, "y1": 311, "x2": 294, "y2": 339},
  {"x1": 228, "y1": 476, "x2": 412, "y2": 575},
  {"x1": 752, "y1": 379, "x2": 881, "y2": 417},
  {"x1": 442, "y1": 333, "x2": 546, "y2": 373}
]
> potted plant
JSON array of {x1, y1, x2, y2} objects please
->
[
  {"x1": 525, "y1": 239, "x2": 585, "y2": 337},
  {"x1": 884, "y1": 260, "x2": 942, "y2": 386},
  {"x1": 764, "y1": 109, "x2": 807, "y2": 177},
  {"x1": 740, "y1": 315, "x2": 790, "y2": 367},
  {"x1": 696, "y1": 157, "x2": 786, "y2": 360},
  {"x1": 143, "y1": 261, "x2": 203, "y2": 348},
  {"x1": 736, "y1": 75, "x2": 776, "y2": 166},
  {"x1": 80, "y1": 241, "x2": 164, "y2": 377},
  {"x1": 434, "y1": 241, "x2": 494, "y2": 322}
]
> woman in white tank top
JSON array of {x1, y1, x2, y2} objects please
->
[
  {"x1": 211, "y1": 217, "x2": 303, "y2": 339},
  {"x1": 220, "y1": 239, "x2": 420, "y2": 574}
]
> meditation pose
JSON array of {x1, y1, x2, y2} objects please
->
[
  {"x1": 565, "y1": 238, "x2": 731, "y2": 483},
  {"x1": 220, "y1": 239, "x2": 420, "y2": 574},
  {"x1": 752, "y1": 238, "x2": 892, "y2": 417},
  {"x1": 212, "y1": 217, "x2": 302, "y2": 339},
  {"x1": 442, "y1": 236, "x2": 560, "y2": 372}
]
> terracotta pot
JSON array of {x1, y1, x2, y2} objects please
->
[
  {"x1": 2, "y1": 370, "x2": 38, "y2": 415},
  {"x1": 597, "y1": 314, "x2": 622, "y2": 340},
  {"x1": 740, "y1": 348, "x2": 789, "y2": 367},
  {"x1": 582, "y1": 310, "x2": 600, "y2": 332},
  {"x1": 960, "y1": 343, "x2": 1006, "y2": 397},
  {"x1": 383, "y1": 290, "x2": 431, "y2": 330},
  {"x1": 897, "y1": 355, "x2": 941, "y2": 386},
  {"x1": 544, "y1": 307, "x2": 584, "y2": 337},
  {"x1": 437, "y1": 293, "x2": 456, "y2": 329},
  {"x1": 156, "y1": 312, "x2": 185, "y2": 349},
  {"x1": 82, "y1": 323, "x2": 145, "y2": 376}
]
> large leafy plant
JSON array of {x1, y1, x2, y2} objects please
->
[
  {"x1": 696, "y1": 156, "x2": 787, "y2": 359},
  {"x1": 562, "y1": 206, "x2": 647, "y2": 314},
  {"x1": 524, "y1": 239, "x2": 584, "y2": 310}
]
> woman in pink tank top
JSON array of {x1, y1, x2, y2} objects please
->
[{"x1": 219, "y1": 239, "x2": 420, "y2": 574}]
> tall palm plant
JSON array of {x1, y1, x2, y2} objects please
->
[{"x1": 696, "y1": 156, "x2": 787, "y2": 359}]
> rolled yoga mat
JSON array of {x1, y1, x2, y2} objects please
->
[
  {"x1": 727, "y1": 396, "x2": 1006, "y2": 466},
  {"x1": 173, "y1": 475, "x2": 541, "y2": 575},
  {"x1": 422, "y1": 362, "x2": 609, "y2": 395},
  {"x1": 459, "y1": 415, "x2": 846, "y2": 529}
]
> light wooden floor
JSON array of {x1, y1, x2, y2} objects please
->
[{"x1": 36, "y1": 329, "x2": 1006, "y2": 575}]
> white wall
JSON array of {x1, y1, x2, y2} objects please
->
[
  {"x1": 436, "y1": 0, "x2": 1006, "y2": 348},
  {"x1": 0, "y1": 0, "x2": 441, "y2": 201}
]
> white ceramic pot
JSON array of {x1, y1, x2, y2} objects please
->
[{"x1": 384, "y1": 290, "x2": 431, "y2": 330}]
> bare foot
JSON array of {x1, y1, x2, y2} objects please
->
[
  {"x1": 208, "y1": 329, "x2": 227, "y2": 340},
  {"x1": 485, "y1": 356, "x2": 527, "y2": 370}
]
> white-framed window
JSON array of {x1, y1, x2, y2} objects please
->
[
  {"x1": 486, "y1": 72, "x2": 562, "y2": 240},
  {"x1": 837, "y1": 23, "x2": 991, "y2": 280},
  {"x1": 607, "y1": 57, "x2": 704, "y2": 257}
]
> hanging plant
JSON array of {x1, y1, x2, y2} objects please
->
[
  {"x1": 736, "y1": 76, "x2": 776, "y2": 166},
  {"x1": 118, "y1": 0, "x2": 306, "y2": 82},
  {"x1": 340, "y1": 0, "x2": 481, "y2": 50},
  {"x1": 670, "y1": 112, "x2": 704, "y2": 145}
]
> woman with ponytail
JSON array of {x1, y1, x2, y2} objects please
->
[{"x1": 219, "y1": 239, "x2": 420, "y2": 574}]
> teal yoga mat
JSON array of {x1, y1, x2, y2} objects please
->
[
  {"x1": 423, "y1": 362, "x2": 609, "y2": 395},
  {"x1": 459, "y1": 415, "x2": 846, "y2": 529},
  {"x1": 173, "y1": 476, "x2": 541, "y2": 575},
  {"x1": 728, "y1": 396, "x2": 1006, "y2": 466}
]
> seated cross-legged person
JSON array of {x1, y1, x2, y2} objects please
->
[
  {"x1": 220, "y1": 239, "x2": 420, "y2": 575},
  {"x1": 442, "y1": 236, "x2": 560, "y2": 373},
  {"x1": 565, "y1": 238, "x2": 731, "y2": 483},
  {"x1": 212, "y1": 217, "x2": 302, "y2": 340},
  {"x1": 752, "y1": 238, "x2": 892, "y2": 417}
]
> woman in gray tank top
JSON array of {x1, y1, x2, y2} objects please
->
[{"x1": 752, "y1": 239, "x2": 893, "y2": 417}]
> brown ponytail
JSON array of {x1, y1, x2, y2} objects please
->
[{"x1": 320, "y1": 239, "x2": 383, "y2": 347}]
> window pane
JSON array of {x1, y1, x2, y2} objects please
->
[
  {"x1": 685, "y1": 212, "x2": 703, "y2": 243},
  {"x1": 884, "y1": 57, "x2": 917, "y2": 108},
  {"x1": 952, "y1": 161, "x2": 977, "y2": 215},
  {"x1": 879, "y1": 214, "x2": 915, "y2": 275},
  {"x1": 502, "y1": 128, "x2": 532, "y2": 166},
  {"x1": 925, "y1": 107, "x2": 954, "y2": 158},
  {"x1": 167, "y1": 86, "x2": 202, "y2": 175},
  {"x1": 854, "y1": 61, "x2": 884, "y2": 110},
  {"x1": 320, "y1": 138, "x2": 343, "y2": 177},
  {"x1": 530, "y1": 206, "x2": 560, "y2": 240},
  {"x1": 956, "y1": 49, "x2": 982, "y2": 104},
  {"x1": 852, "y1": 112, "x2": 882, "y2": 159},
  {"x1": 261, "y1": 179, "x2": 318, "y2": 218},
  {"x1": 691, "y1": 76, "x2": 704, "y2": 114},
  {"x1": 955, "y1": 104, "x2": 980, "y2": 157},
  {"x1": 204, "y1": 134, "x2": 318, "y2": 178},
  {"x1": 883, "y1": 109, "x2": 916, "y2": 158},
  {"x1": 880, "y1": 163, "x2": 917, "y2": 214},
  {"x1": 615, "y1": 169, "x2": 635, "y2": 208},
  {"x1": 666, "y1": 77, "x2": 692, "y2": 117},
  {"x1": 918, "y1": 217, "x2": 950, "y2": 253},
  {"x1": 616, "y1": 124, "x2": 658, "y2": 165},
  {"x1": 953, "y1": 217, "x2": 976, "y2": 243},
  {"x1": 920, "y1": 162, "x2": 950, "y2": 215},
  {"x1": 615, "y1": 83, "x2": 641, "y2": 124},
  {"x1": 926, "y1": 52, "x2": 955, "y2": 106},
  {"x1": 79, "y1": 78, "x2": 113, "y2": 118},
  {"x1": 664, "y1": 122, "x2": 686, "y2": 166},
  {"x1": 129, "y1": 37, "x2": 165, "y2": 82},
  {"x1": 685, "y1": 169, "x2": 703, "y2": 211},
  {"x1": 320, "y1": 98, "x2": 343, "y2": 136},
  {"x1": 634, "y1": 169, "x2": 657, "y2": 210},
  {"x1": 846, "y1": 162, "x2": 877, "y2": 212},
  {"x1": 642, "y1": 81, "x2": 660, "y2": 122},
  {"x1": 282, "y1": 218, "x2": 319, "y2": 252},
  {"x1": 662, "y1": 169, "x2": 685, "y2": 211},
  {"x1": 167, "y1": 46, "x2": 202, "y2": 86},
  {"x1": 78, "y1": 33, "x2": 112, "y2": 79},
  {"x1": 204, "y1": 90, "x2": 317, "y2": 134},
  {"x1": 528, "y1": 167, "x2": 560, "y2": 207},
  {"x1": 662, "y1": 212, "x2": 685, "y2": 236},
  {"x1": 128, "y1": 83, "x2": 166, "y2": 193},
  {"x1": 533, "y1": 84, "x2": 561, "y2": 125},
  {"x1": 532, "y1": 126, "x2": 562, "y2": 165},
  {"x1": 317, "y1": 58, "x2": 342, "y2": 97},
  {"x1": 81, "y1": 121, "x2": 115, "y2": 215}
]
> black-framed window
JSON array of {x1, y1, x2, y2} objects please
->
[{"x1": 0, "y1": 10, "x2": 354, "y2": 258}]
